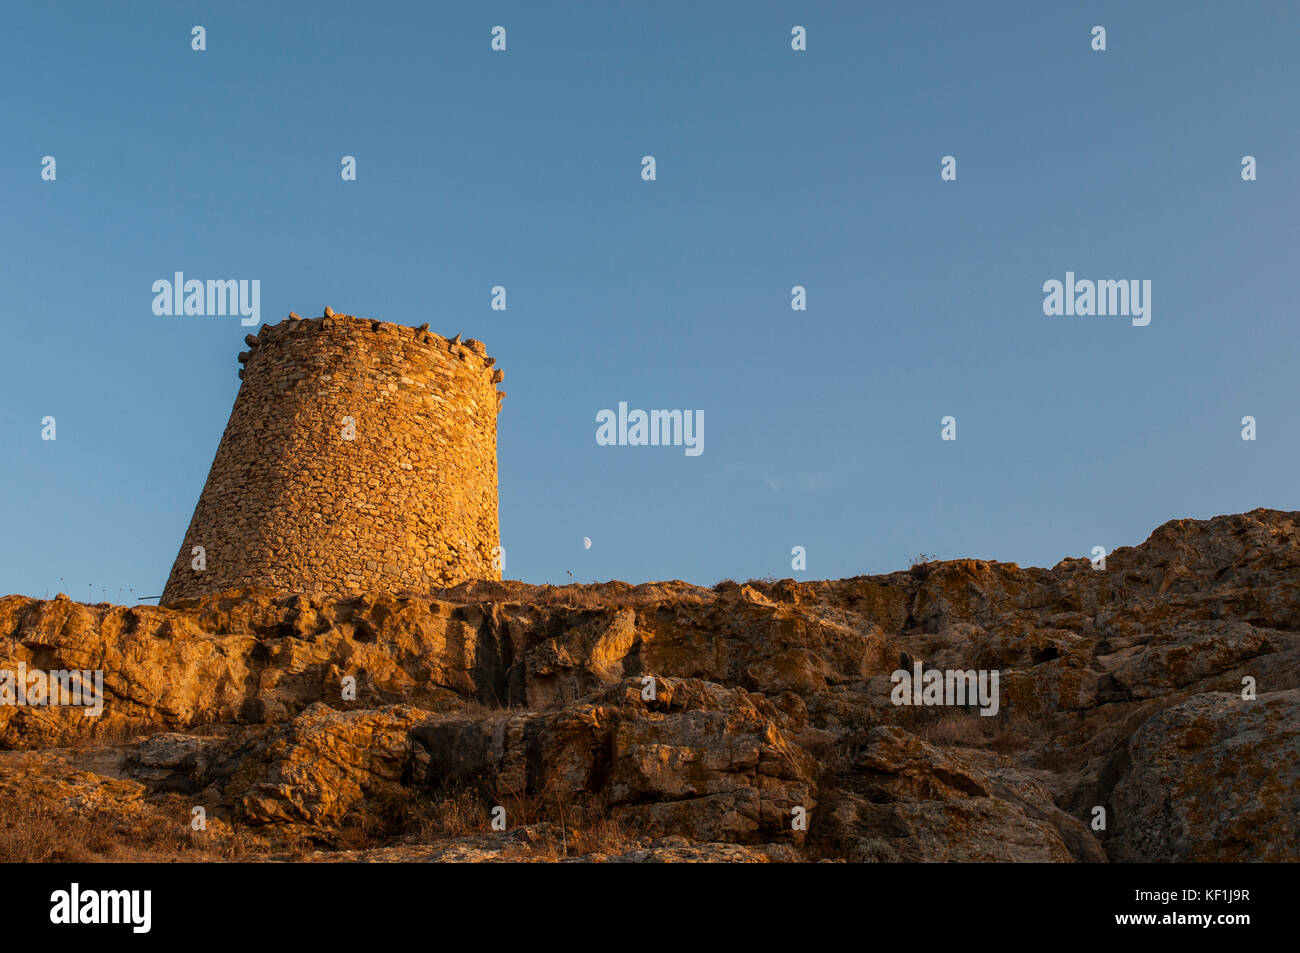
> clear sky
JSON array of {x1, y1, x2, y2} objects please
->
[{"x1": 3, "y1": 1, "x2": 1297, "y2": 601}]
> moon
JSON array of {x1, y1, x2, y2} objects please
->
[{"x1": 583, "y1": 537, "x2": 592, "y2": 549}]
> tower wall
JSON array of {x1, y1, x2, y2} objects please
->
[{"x1": 161, "y1": 312, "x2": 504, "y2": 603}]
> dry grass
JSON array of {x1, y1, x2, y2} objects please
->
[
  {"x1": 493, "y1": 773, "x2": 640, "y2": 858},
  {"x1": 0, "y1": 790, "x2": 246, "y2": 863},
  {"x1": 415, "y1": 578, "x2": 712, "y2": 610},
  {"x1": 331, "y1": 778, "x2": 639, "y2": 859},
  {"x1": 399, "y1": 775, "x2": 640, "y2": 859},
  {"x1": 408, "y1": 789, "x2": 485, "y2": 841},
  {"x1": 567, "y1": 814, "x2": 635, "y2": 856},
  {"x1": 0, "y1": 771, "x2": 640, "y2": 863},
  {"x1": 920, "y1": 710, "x2": 991, "y2": 746},
  {"x1": 898, "y1": 708, "x2": 1045, "y2": 753}
]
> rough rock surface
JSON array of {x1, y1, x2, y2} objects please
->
[
  {"x1": 1, "y1": 508, "x2": 1297, "y2": 862},
  {"x1": 1108, "y1": 689, "x2": 1300, "y2": 862}
]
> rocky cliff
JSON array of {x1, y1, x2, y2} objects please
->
[{"x1": 2, "y1": 508, "x2": 1296, "y2": 862}]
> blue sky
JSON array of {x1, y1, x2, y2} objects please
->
[{"x1": 2, "y1": 1, "x2": 1297, "y2": 601}]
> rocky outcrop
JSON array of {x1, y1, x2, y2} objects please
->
[
  {"x1": 408, "y1": 678, "x2": 818, "y2": 843},
  {"x1": 811, "y1": 726, "x2": 1105, "y2": 863},
  {"x1": 1, "y1": 507, "x2": 1297, "y2": 862},
  {"x1": 1108, "y1": 689, "x2": 1300, "y2": 862}
]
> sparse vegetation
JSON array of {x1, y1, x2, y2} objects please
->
[
  {"x1": 0, "y1": 789, "x2": 242, "y2": 863},
  {"x1": 420, "y1": 578, "x2": 711, "y2": 609},
  {"x1": 916, "y1": 708, "x2": 1044, "y2": 753}
]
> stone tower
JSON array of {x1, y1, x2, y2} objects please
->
[{"x1": 161, "y1": 311, "x2": 504, "y2": 604}]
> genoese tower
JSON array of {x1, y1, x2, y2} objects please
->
[{"x1": 161, "y1": 309, "x2": 504, "y2": 604}]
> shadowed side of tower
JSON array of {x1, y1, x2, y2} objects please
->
[{"x1": 161, "y1": 312, "x2": 505, "y2": 604}]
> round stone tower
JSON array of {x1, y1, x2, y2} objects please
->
[{"x1": 161, "y1": 310, "x2": 505, "y2": 604}]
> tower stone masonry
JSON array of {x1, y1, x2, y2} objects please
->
[{"x1": 161, "y1": 311, "x2": 504, "y2": 604}]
